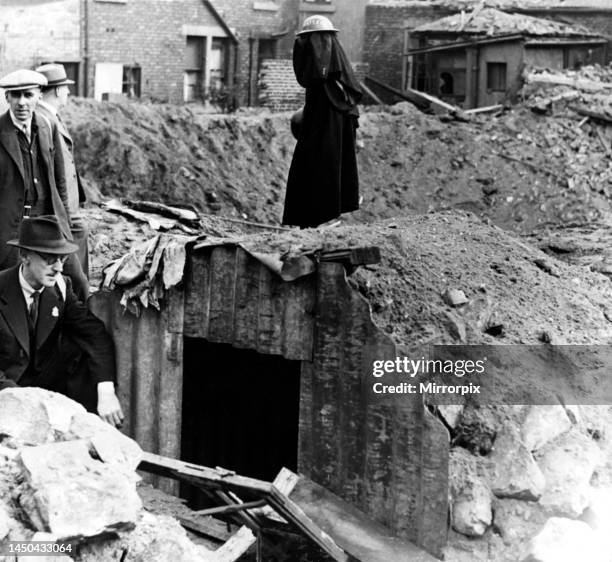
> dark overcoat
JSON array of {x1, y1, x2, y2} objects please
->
[
  {"x1": 0, "y1": 266, "x2": 115, "y2": 411},
  {"x1": 0, "y1": 110, "x2": 71, "y2": 269},
  {"x1": 282, "y1": 33, "x2": 363, "y2": 228}
]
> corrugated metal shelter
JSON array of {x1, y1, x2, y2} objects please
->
[{"x1": 90, "y1": 236, "x2": 449, "y2": 558}]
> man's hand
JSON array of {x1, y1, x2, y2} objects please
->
[{"x1": 97, "y1": 381, "x2": 124, "y2": 427}]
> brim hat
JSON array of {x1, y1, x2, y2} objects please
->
[
  {"x1": 35, "y1": 64, "x2": 75, "y2": 87},
  {"x1": 7, "y1": 216, "x2": 78, "y2": 254},
  {"x1": 297, "y1": 15, "x2": 338, "y2": 35},
  {"x1": 0, "y1": 69, "x2": 47, "y2": 92}
]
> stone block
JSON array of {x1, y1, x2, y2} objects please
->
[
  {"x1": 521, "y1": 405, "x2": 571, "y2": 452},
  {"x1": 0, "y1": 388, "x2": 86, "y2": 445},
  {"x1": 17, "y1": 440, "x2": 141, "y2": 538},
  {"x1": 67, "y1": 412, "x2": 142, "y2": 475},
  {"x1": 536, "y1": 429, "x2": 603, "y2": 517},
  {"x1": 449, "y1": 448, "x2": 492, "y2": 537},
  {"x1": 488, "y1": 425, "x2": 545, "y2": 501},
  {"x1": 522, "y1": 517, "x2": 608, "y2": 562}
]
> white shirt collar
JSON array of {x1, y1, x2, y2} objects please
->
[
  {"x1": 37, "y1": 99, "x2": 58, "y2": 116},
  {"x1": 9, "y1": 110, "x2": 32, "y2": 139},
  {"x1": 18, "y1": 264, "x2": 44, "y2": 306}
]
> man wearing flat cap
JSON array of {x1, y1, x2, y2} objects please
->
[
  {"x1": 0, "y1": 216, "x2": 123, "y2": 426},
  {"x1": 0, "y1": 69, "x2": 88, "y2": 300},
  {"x1": 36, "y1": 63, "x2": 90, "y2": 290}
]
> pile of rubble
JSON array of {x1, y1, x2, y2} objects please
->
[
  {"x1": 443, "y1": 403, "x2": 612, "y2": 562},
  {"x1": 0, "y1": 387, "x2": 223, "y2": 561},
  {"x1": 65, "y1": 87, "x2": 612, "y2": 238}
]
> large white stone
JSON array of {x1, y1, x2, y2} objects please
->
[
  {"x1": 522, "y1": 405, "x2": 571, "y2": 452},
  {"x1": 67, "y1": 412, "x2": 142, "y2": 475},
  {"x1": 0, "y1": 502, "x2": 11, "y2": 540},
  {"x1": 522, "y1": 517, "x2": 608, "y2": 562},
  {"x1": 0, "y1": 388, "x2": 86, "y2": 445},
  {"x1": 488, "y1": 425, "x2": 545, "y2": 501},
  {"x1": 537, "y1": 430, "x2": 603, "y2": 517},
  {"x1": 449, "y1": 448, "x2": 492, "y2": 537},
  {"x1": 17, "y1": 440, "x2": 141, "y2": 538}
]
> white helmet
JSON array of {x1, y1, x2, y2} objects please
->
[{"x1": 297, "y1": 15, "x2": 338, "y2": 35}]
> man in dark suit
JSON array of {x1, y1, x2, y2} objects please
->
[
  {"x1": 0, "y1": 216, "x2": 123, "y2": 427},
  {"x1": 0, "y1": 69, "x2": 88, "y2": 299},
  {"x1": 35, "y1": 64, "x2": 90, "y2": 286}
]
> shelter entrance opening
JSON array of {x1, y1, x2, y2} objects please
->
[{"x1": 180, "y1": 338, "x2": 301, "y2": 507}]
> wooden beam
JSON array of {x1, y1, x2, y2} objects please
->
[{"x1": 138, "y1": 451, "x2": 273, "y2": 495}]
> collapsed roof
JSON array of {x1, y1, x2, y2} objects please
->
[{"x1": 412, "y1": 7, "x2": 602, "y2": 37}]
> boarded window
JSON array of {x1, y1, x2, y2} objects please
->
[
  {"x1": 486, "y1": 62, "x2": 507, "y2": 92},
  {"x1": 185, "y1": 36, "x2": 205, "y2": 102}
]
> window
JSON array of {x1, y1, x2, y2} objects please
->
[
  {"x1": 486, "y1": 62, "x2": 507, "y2": 92},
  {"x1": 185, "y1": 36, "x2": 205, "y2": 102},
  {"x1": 258, "y1": 38, "x2": 277, "y2": 72},
  {"x1": 122, "y1": 65, "x2": 141, "y2": 98}
]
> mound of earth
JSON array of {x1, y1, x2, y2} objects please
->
[{"x1": 64, "y1": 96, "x2": 612, "y2": 236}]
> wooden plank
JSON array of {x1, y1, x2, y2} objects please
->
[
  {"x1": 256, "y1": 264, "x2": 276, "y2": 353},
  {"x1": 183, "y1": 250, "x2": 212, "y2": 338},
  {"x1": 359, "y1": 80, "x2": 384, "y2": 105},
  {"x1": 195, "y1": 500, "x2": 267, "y2": 517},
  {"x1": 212, "y1": 526, "x2": 257, "y2": 562},
  {"x1": 465, "y1": 104, "x2": 503, "y2": 114},
  {"x1": 320, "y1": 246, "x2": 381, "y2": 266},
  {"x1": 280, "y1": 470, "x2": 440, "y2": 562},
  {"x1": 232, "y1": 248, "x2": 260, "y2": 350},
  {"x1": 138, "y1": 451, "x2": 273, "y2": 496},
  {"x1": 268, "y1": 486, "x2": 351, "y2": 562},
  {"x1": 280, "y1": 277, "x2": 316, "y2": 361},
  {"x1": 158, "y1": 286, "x2": 185, "y2": 495},
  {"x1": 178, "y1": 517, "x2": 233, "y2": 542},
  {"x1": 571, "y1": 105, "x2": 612, "y2": 124},
  {"x1": 207, "y1": 247, "x2": 237, "y2": 342}
]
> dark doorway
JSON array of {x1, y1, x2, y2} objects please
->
[{"x1": 181, "y1": 338, "x2": 301, "y2": 508}]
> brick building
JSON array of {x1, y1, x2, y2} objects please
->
[
  {"x1": 210, "y1": 0, "x2": 299, "y2": 106},
  {"x1": 364, "y1": 0, "x2": 612, "y2": 93},
  {"x1": 0, "y1": 0, "x2": 238, "y2": 105}
]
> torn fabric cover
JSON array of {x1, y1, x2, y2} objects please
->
[{"x1": 101, "y1": 235, "x2": 319, "y2": 314}]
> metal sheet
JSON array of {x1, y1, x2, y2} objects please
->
[
  {"x1": 298, "y1": 263, "x2": 449, "y2": 559},
  {"x1": 90, "y1": 288, "x2": 184, "y2": 494},
  {"x1": 183, "y1": 247, "x2": 315, "y2": 360}
]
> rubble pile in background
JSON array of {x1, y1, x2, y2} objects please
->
[
  {"x1": 64, "y1": 75, "x2": 612, "y2": 239},
  {"x1": 0, "y1": 387, "x2": 215, "y2": 561}
]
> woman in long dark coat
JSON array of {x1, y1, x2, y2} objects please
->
[{"x1": 282, "y1": 16, "x2": 363, "y2": 228}]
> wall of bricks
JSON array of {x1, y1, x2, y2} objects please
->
[
  {"x1": 0, "y1": 0, "x2": 81, "y2": 78},
  {"x1": 87, "y1": 0, "x2": 230, "y2": 104},
  {"x1": 257, "y1": 58, "x2": 370, "y2": 112},
  {"x1": 258, "y1": 58, "x2": 303, "y2": 111},
  {"x1": 364, "y1": 4, "x2": 447, "y2": 94}
]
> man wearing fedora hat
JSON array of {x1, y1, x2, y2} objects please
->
[
  {"x1": 0, "y1": 68, "x2": 88, "y2": 300},
  {"x1": 36, "y1": 63, "x2": 90, "y2": 293},
  {"x1": 0, "y1": 216, "x2": 123, "y2": 427}
]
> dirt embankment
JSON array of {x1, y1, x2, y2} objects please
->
[{"x1": 65, "y1": 96, "x2": 612, "y2": 235}]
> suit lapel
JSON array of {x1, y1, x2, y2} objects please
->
[
  {"x1": 56, "y1": 117, "x2": 73, "y2": 146},
  {"x1": 34, "y1": 114, "x2": 53, "y2": 172},
  {"x1": 0, "y1": 267, "x2": 30, "y2": 356},
  {"x1": 0, "y1": 111, "x2": 25, "y2": 182},
  {"x1": 35, "y1": 284, "x2": 62, "y2": 349}
]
